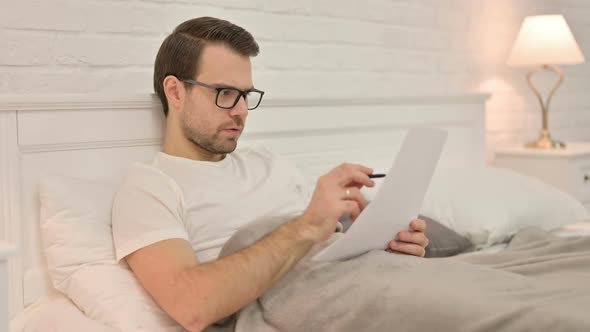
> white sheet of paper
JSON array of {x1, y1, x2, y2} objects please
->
[{"x1": 313, "y1": 128, "x2": 448, "y2": 262}]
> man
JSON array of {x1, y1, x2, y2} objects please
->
[{"x1": 112, "y1": 17, "x2": 429, "y2": 332}]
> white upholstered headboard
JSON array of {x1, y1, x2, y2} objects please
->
[{"x1": 0, "y1": 93, "x2": 488, "y2": 318}]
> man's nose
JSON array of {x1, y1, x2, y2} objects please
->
[{"x1": 229, "y1": 96, "x2": 248, "y2": 118}]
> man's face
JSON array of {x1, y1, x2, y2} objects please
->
[{"x1": 180, "y1": 43, "x2": 253, "y2": 155}]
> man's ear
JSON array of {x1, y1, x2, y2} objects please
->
[{"x1": 163, "y1": 75, "x2": 185, "y2": 115}]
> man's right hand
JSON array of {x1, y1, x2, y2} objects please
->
[{"x1": 299, "y1": 163, "x2": 375, "y2": 242}]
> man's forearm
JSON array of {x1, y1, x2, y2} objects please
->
[{"x1": 176, "y1": 215, "x2": 317, "y2": 330}]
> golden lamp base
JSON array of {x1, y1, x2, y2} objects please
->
[{"x1": 525, "y1": 130, "x2": 566, "y2": 149}]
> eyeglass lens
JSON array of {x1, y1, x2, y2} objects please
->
[{"x1": 216, "y1": 89, "x2": 262, "y2": 110}]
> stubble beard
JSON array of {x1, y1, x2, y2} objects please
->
[{"x1": 181, "y1": 121, "x2": 241, "y2": 155}]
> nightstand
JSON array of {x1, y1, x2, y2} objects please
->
[{"x1": 494, "y1": 143, "x2": 590, "y2": 212}]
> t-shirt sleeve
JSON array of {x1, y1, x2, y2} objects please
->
[{"x1": 112, "y1": 163, "x2": 189, "y2": 262}]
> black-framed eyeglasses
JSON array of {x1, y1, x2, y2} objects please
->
[{"x1": 180, "y1": 78, "x2": 265, "y2": 110}]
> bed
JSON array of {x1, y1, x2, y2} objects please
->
[{"x1": 1, "y1": 93, "x2": 588, "y2": 331}]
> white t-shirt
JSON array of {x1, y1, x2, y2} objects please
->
[{"x1": 112, "y1": 147, "x2": 312, "y2": 263}]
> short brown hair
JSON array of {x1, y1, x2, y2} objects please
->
[{"x1": 153, "y1": 17, "x2": 260, "y2": 116}]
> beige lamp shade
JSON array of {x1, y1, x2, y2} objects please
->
[{"x1": 507, "y1": 15, "x2": 585, "y2": 66}]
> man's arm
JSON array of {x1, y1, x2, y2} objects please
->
[
  {"x1": 126, "y1": 163, "x2": 375, "y2": 332},
  {"x1": 126, "y1": 215, "x2": 317, "y2": 332}
]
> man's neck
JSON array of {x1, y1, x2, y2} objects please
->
[
  {"x1": 162, "y1": 139, "x2": 226, "y2": 162},
  {"x1": 162, "y1": 128, "x2": 226, "y2": 162},
  {"x1": 162, "y1": 146, "x2": 226, "y2": 162}
]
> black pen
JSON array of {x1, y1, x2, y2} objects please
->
[{"x1": 369, "y1": 173, "x2": 386, "y2": 179}]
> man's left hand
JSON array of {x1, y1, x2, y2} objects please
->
[{"x1": 386, "y1": 218, "x2": 429, "y2": 257}]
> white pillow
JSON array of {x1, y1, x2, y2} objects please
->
[
  {"x1": 13, "y1": 293, "x2": 119, "y2": 332},
  {"x1": 38, "y1": 175, "x2": 182, "y2": 331},
  {"x1": 39, "y1": 175, "x2": 117, "y2": 292},
  {"x1": 419, "y1": 167, "x2": 589, "y2": 245},
  {"x1": 67, "y1": 263, "x2": 183, "y2": 332},
  {"x1": 361, "y1": 166, "x2": 588, "y2": 246}
]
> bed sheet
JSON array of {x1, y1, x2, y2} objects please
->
[
  {"x1": 11, "y1": 223, "x2": 590, "y2": 331},
  {"x1": 458, "y1": 222, "x2": 590, "y2": 257},
  {"x1": 10, "y1": 293, "x2": 117, "y2": 332}
]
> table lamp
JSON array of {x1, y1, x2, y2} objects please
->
[{"x1": 507, "y1": 15, "x2": 585, "y2": 149}]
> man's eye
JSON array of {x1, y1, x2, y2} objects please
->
[{"x1": 220, "y1": 89, "x2": 233, "y2": 96}]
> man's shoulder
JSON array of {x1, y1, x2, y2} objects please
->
[
  {"x1": 123, "y1": 161, "x2": 167, "y2": 180},
  {"x1": 117, "y1": 161, "x2": 181, "y2": 194}
]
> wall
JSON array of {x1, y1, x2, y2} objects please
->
[{"x1": 1, "y1": 0, "x2": 589, "y2": 157}]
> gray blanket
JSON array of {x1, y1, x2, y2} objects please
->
[{"x1": 213, "y1": 218, "x2": 590, "y2": 332}]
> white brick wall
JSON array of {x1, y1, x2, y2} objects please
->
[{"x1": 1, "y1": 0, "x2": 589, "y2": 156}]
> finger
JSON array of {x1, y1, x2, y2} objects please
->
[
  {"x1": 335, "y1": 164, "x2": 374, "y2": 185},
  {"x1": 398, "y1": 231, "x2": 429, "y2": 247},
  {"x1": 338, "y1": 170, "x2": 375, "y2": 188},
  {"x1": 342, "y1": 187, "x2": 367, "y2": 211},
  {"x1": 410, "y1": 218, "x2": 426, "y2": 232},
  {"x1": 389, "y1": 241, "x2": 426, "y2": 257},
  {"x1": 342, "y1": 200, "x2": 361, "y2": 221},
  {"x1": 350, "y1": 182, "x2": 365, "y2": 189}
]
